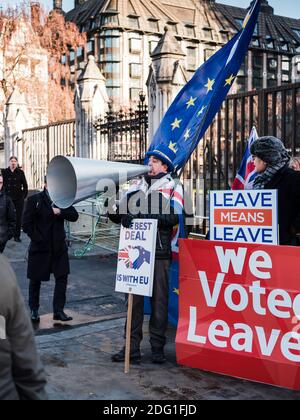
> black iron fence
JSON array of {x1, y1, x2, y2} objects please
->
[
  {"x1": 185, "y1": 82, "x2": 300, "y2": 233},
  {"x1": 21, "y1": 83, "x2": 300, "y2": 232},
  {"x1": 94, "y1": 93, "x2": 148, "y2": 164}
]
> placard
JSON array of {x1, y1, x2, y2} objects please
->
[
  {"x1": 176, "y1": 239, "x2": 300, "y2": 391},
  {"x1": 115, "y1": 219, "x2": 158, "y2": 297},
  {"x1": 210, "y1": 190, "x2": 278, "y2": 245}
]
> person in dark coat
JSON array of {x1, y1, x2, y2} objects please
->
[
  {"x1": 22, "y1": 180, "x2": 79, "y2": 323},
  {"x1": 2, "y1": 156, "x2": 28, "y2": 242},
  {"x1": 0, "y1": 174, "x2": 16, "y2": 253},
  {"x1": 251, "y1": 136, "x2": 300, "y2": 246},
  {"x1": 108, "y1": 144, "x2": 181, "y2": 364},
  {"x1": 0, "y1": 255, "x2": 47, "y2": 400}
]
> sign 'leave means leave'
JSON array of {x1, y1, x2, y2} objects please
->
[
  {"x1": 176, "y1": 240, "x2": 300, "y2": 391},
  {"x1": 210, "y1": 190, "x2": 278, "y2": 245}
]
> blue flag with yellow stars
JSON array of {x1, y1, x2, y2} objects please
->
[{"x1": 146, "y1": 0, "x2": 262, "y2": 171}]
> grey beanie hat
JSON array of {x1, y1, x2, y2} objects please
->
[{"x1": 250, "y1": 136, "x2": 290, "y2": 165}]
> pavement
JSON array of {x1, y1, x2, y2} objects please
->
[{"x1": 4, "y1": 235, "x2": 300, "y2": 401}]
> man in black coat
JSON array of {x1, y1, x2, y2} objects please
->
[
  {"x1": 22, "y1": 180, "x2": 79, "y2": 323},
  {"x1": 109, "y1": 144, "x2": 181, "y2": 364},
  {"x1": 2, "y1": 156, "x2": 28, "y2": 242},
  {"x1": 251, "y1": 136, "x2": 300, "y2": 245},
  {"x1": 0, "y1": 174, "x2": 16, "y2": 253}
]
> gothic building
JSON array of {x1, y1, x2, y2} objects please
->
[{"x1": 61, "y1": 0, "x2": 300, "y2": 107}]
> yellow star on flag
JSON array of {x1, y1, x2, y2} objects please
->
[
  {"x1": 205, "y1": 78, "x2": 215, "y2": 93},
  {"x1": 184, "y1": 129, "x2": 191, "y2": 141},
  {"x1": 171, "y1": 118, "x2": 182, "y2": 131},
  {"x1": 225, "y1": 74, "x2": 236, "y2": 86},
  {"x1": 169, "y1": 141, "x2": 178, "y2": 154},
  {"x1": 173, "y1": 288, "x2": 179, "y2": 296},
  {"x1": 197, "y1": 105, "x2": 207, "y2": 117},
  {"x1": 186, "y1": 96, "x2": 197, "y2": 109}
]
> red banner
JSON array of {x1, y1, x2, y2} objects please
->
[{"x1": 176, "y1": 240, "x2": 300, "y2": 391}]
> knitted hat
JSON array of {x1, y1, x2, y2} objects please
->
[
  {"x1": 250, "y1": 136, "x2": 290, "y2": 165},
  {"x1": 146, "y1": 144, "x2": 176, "y2": 172}
]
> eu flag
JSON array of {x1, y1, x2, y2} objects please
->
[{"x1": 146, "y1": 0, "x2": 262, "y2": 171}]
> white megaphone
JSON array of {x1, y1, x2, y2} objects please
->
[{"x1": 47, "y1": 156, "x2": 149, "y2": 209}]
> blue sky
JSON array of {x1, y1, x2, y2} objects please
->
[{"x1": 1, "y1": 0, "x2": 298, "y2": 18}]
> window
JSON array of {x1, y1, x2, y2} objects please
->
[
  {"x1": 204, "y1": 49, "x2": 214, "y2": 61},
  {"x1": 148, "y1": 19, "x2": 159, "y2": 32},
  {"x1": 87, "y1": 39, "x2": 95, "y2": 55},
  {"x1": 102, "y1": 62, "x2": 120, "y2": 87},
  {"x1": 219, "y1": 30, "x2": 229, "y2": 43},
  {"x1": 252, "y1": 52, "x2": 263, "y2": 90},
  {"x1": 186, "y1": 47, "x2": 197, "y2": 71},
  {"x1": 107, "y1": 87, "x2": 121, "y2": 99},
  {"x1": 235, "y1": 18, "x2": 244, "y2": 28},
  {"x1": 61, "y1": 54, "x2": 66, "y2": 65},
  {"x1": 130, "y1": 63, "x2": 142, "y2": 79},
  {"x1": 128, "y1": 16, "x2": 139, "y2": 29},
  {"x1": 70, "y1": 50, "x2": 75, "y2": 63},
  {"x1": 293, "y1": 29, "x2": 300, "y2": 38},
  {"x1": 203, "y1": 28, "x2": 213, "y2": 40},
  {"x1": 267, "y1": 55, "x2": 278, "y2": 88},
  {"x1": 167, "y1": 22, "x2": 178, "y2": 34},
  {"x1": 100, "y1": 36, "x2": 120, "y2": 61},
  {"x1": 236, "y1": 56, "x2": 247, "y2": 92},
  {"x1": 282, "y1": 56, "x2": 291, "y2": 84},
  {"x1": 130, "y1": 88, "x2": 140, "y2": 101},
  {"x1": 130, "y1": 38, "x2": 142, "y2": 54},
  {"x1": 185, "y1": 25, "x2": 195, "y2": 38},
  {"x1": 101, "y1": 14, "x2": 119, "y2": 26}
]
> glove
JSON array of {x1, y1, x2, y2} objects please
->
[{"x1": 121, "y1": 214, "x2": 134, "y2": 228}]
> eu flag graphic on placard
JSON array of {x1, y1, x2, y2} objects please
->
[{"x1": 146, "y1": 0, "x2": 262, "y2": 171}]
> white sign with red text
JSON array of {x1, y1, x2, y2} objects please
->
[{"x1": 177, "y1": 240, "x2": 300, "y2": 391}]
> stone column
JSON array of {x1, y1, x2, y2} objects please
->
[
  {"x1": 4, "y1": 88, "x2": 31, "y2": 166},
  {"x1": 147, "y1": 27, "x2": 187, "y2": 144},
  {"x1": 75, "y1": 56, "x2": 110, "y2": 159}
]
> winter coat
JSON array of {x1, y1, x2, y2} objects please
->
[
  {"x1": 0, "y1": 190, "x2": 16, "y2": 246},
  {"x1": 265, "y1": 165, "x2": 300, "y2": 245},
  {"x1": 22, "y1": 189, "x2": 79, "y2": 281},
  {"x1": 0, "y1": 255, "x2": 47, "y2": 400},
  {"x1": 2, "y1": 167, "x2": 28, "y2": 202},
  {"x1": 108, "y1": 174, "x2": 180, "y2": 260}
]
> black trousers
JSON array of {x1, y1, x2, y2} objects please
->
[
  {"x1": 29, "y1": 275, "x2": 68, "y2": 314},
  {"x1": 0, "y1": 242, "x2": 6, "y2": 253},
  {"x1": 126, "y1": 259, "x2": 171, "y2": 351},
  {"x1": 13, "y1": 199, "x2": 24, "y2": 239}
]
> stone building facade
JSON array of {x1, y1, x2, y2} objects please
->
[{"x1": 63, "y1": 0, "x2": 300, "y2": 108}]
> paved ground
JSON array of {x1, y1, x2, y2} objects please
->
[{"x1": 4, "y1": 235, "x2": 300, "y2": 400}]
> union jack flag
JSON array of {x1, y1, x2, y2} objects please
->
[
  {"x1": 118, "y1": 247, "x2": 133, "y2": 269},
  {"x1": 232, "y1": 127, "x2": 259, "y2": 190},
  {"x1": 158, "y1": 180, "x2": 185, "y2": 326}
]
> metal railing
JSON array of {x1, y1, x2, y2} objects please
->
[
  {"x1": 21, "y1": 83, "x2": 300, "y2": 242},
  {"x1": 22, "y1": 119, "x2": 75, "y2": 189},
  {"x1": 94, "y1": 93, "x2": 148, "y2": 164},
  {"x1": 184, "y1": 82, "x2": 300, "y2": 234}
]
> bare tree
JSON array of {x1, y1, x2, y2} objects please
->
[{"x1": 0, "y1": 2, "x2": 86, "y2": 124}]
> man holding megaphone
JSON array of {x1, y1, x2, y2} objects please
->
[{"x1": 108, "y1": 144, "x2": 181, "y2": 364}]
